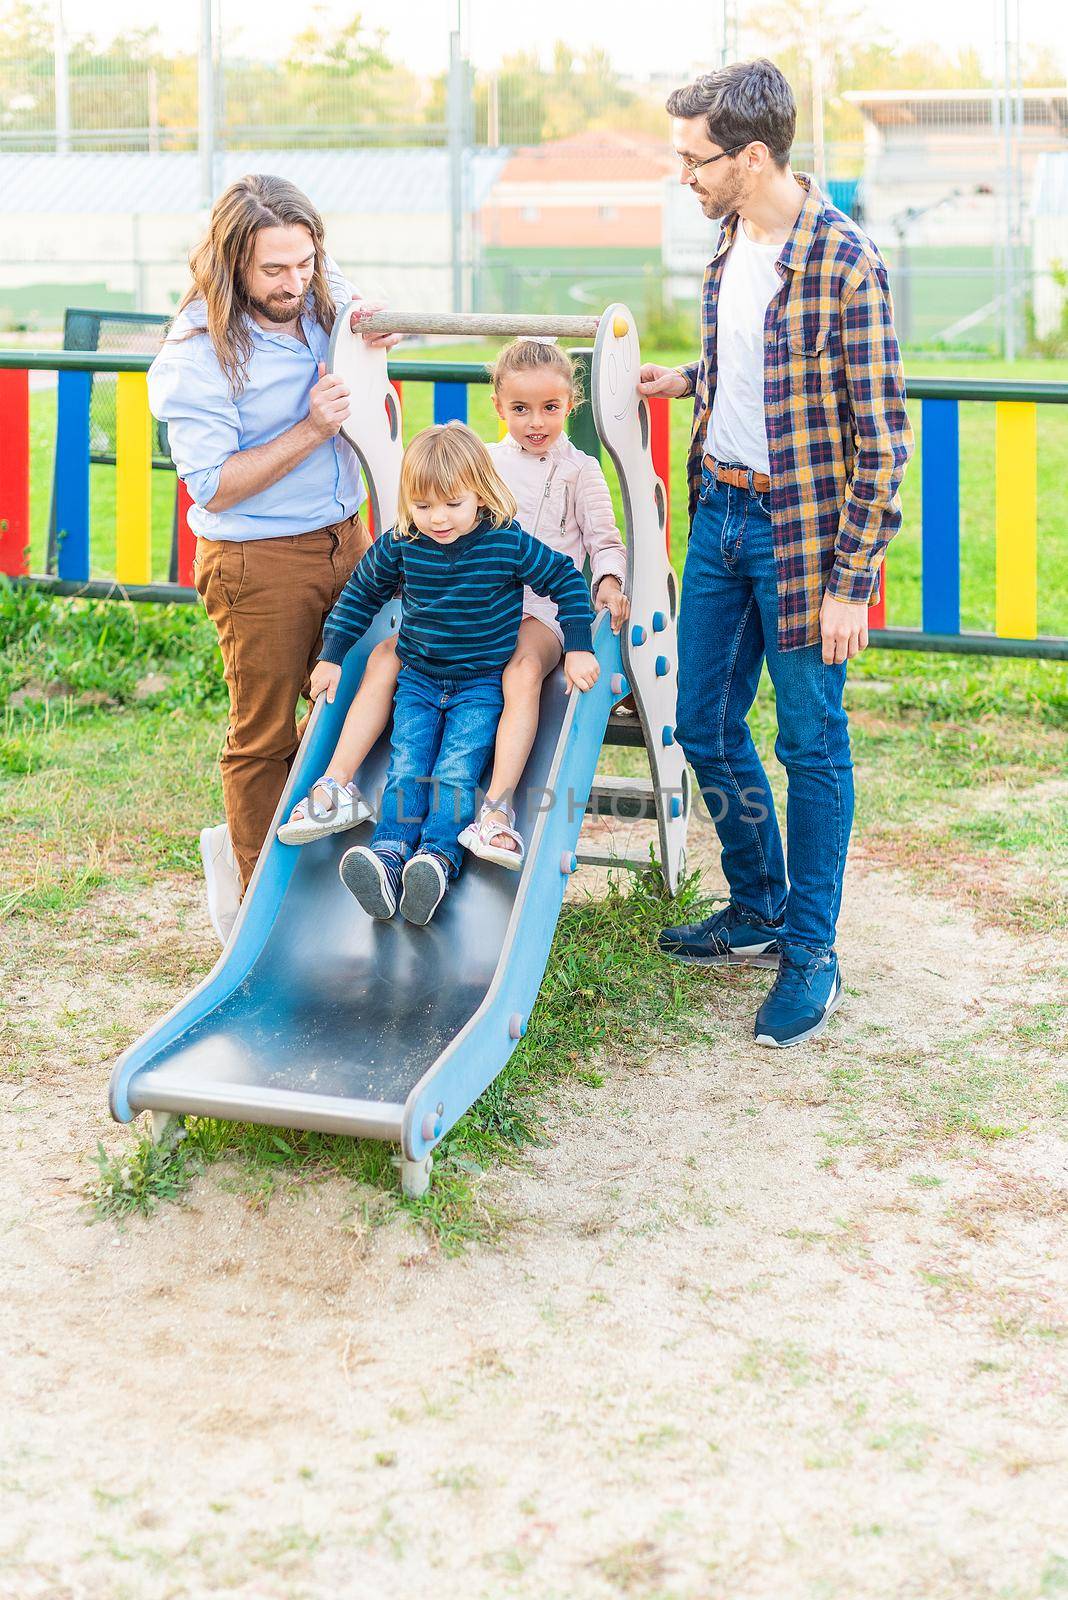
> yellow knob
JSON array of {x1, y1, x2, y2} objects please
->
[{"x1": 612, "y1": 315, "x2": 629, "y2": 337}]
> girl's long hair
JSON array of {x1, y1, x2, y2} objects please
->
[
  {"x1": 177, "y1": 174, "x2": 337, "y2": 394},
  {"x1": 395, "y1": 423, "x2": 518, "y2": 539}
]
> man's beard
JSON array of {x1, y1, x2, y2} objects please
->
[
  {"x1": 696, "y1": 169, "x2": 749, "y2": 220},
  {"x1": 247, "y1": 291, "x2": 303, "y2": 323}
]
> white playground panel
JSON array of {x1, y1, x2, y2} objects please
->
[
  {"x1": 327, "y1": 303, "x2": 689, "y2": 895},
  {"x1": 590, "y1": 303, "x2": 689, "y2": 894}
]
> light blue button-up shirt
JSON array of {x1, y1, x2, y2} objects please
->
[{"x1": 148, "y1": 263, "x2": 364, "y2": 541}]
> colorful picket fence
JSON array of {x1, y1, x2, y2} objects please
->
[{"x1": 0, "y1": 351, "x2": 1065, "y2": 660}]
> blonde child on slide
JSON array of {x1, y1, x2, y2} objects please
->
[
  {"x1": 278, "y1": 339, "x2": 629, "y2": 869},
  {"x1": 292, "y1": 423, "x2": 596, "y2": 926}
]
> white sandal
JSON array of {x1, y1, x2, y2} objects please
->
[
  {"x1": 458, "y1": 799, "x2": 525, "y2": 872},
  {"x1": 277, "y1": 776, "x2": 374, "y2": 846}
]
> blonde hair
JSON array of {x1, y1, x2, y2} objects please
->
[
  {"x1": 177, "y1": 174, "x2": 336, "y2": 395},
  {"x1": 489, "y1": 337, "x2": 582, "y2": 403},
  {"x1": 394, "y1": 423, "x2": 518, "y2": 539}
]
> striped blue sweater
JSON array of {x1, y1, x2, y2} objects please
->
[{"x1": 320, "y1": 517, "x2": 595, "y2": 682}]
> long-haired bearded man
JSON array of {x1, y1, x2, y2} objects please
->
[{"x1": 149, "y1": 174, "x2": 401, "y2": 941}]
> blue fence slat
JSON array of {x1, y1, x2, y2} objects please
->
[
  {"x1": 433, "y1": 381, "x2": 468, "y2": 426},
  {"x1": 920, "y1": 398, "x2": 960, "y2": 636},
  {"x1": 55, "y1": 369, "x2": 91, "y2": 581}
]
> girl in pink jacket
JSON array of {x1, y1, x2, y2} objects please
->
[
  {"x1": 278, "y1": 338, "x2": 629, "y2": 869},
  {"x1": 458, "y1": 337, "x2": 629, "y2": 866}
]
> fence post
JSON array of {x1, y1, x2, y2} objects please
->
[{"x1": 567, "y1": 348, "x2": 601, "y2": 463}]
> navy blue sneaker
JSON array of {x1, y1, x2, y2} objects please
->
[
  {"x1": 339, "y1": 845, "x2": 404, "y2": 919},
  {"x1": 754, "y1": 943, "x2": 843, "y2": 1047},
  {"x1": 658, "y1": 901, "x2": 782, "y2": 967}
]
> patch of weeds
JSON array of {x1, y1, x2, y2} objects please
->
[
  {"x1": 866, "y1": 1419, "x2": 934, "y2": 1471},
  {"x1": 908, "y1": 1173, "x2": 944, "y2": 1188},
  {"x1": 442, "y1": 867, "x2": 710, "y2": 1172},
  {"x1": 823, "y1": 1032, "x2": 1058, "y2": 1159},
  {"x1": 355, "y1": 1506, "x2": 406, "y2": 1560},
  {"x1": 634, "y1": 1423, "x2": 681, "y2": 1450},
  {"x1": 432, "y1": 1465, "x2": 480, "y2": 1493},
  {"x1": 591, "y1": 1538, "x2": 668, "y2": 1595},
  {"x1": 733, "y1": 1339, "x2": 812, "y2": 1388},
  {"x1": 0, "y1": 580, "x2": 225, "y2": 713},
  {"x1": 252, "y1": 1525, "x2": 320, "y2": 1565},
  {"x1": 1042, "y1": 1554, "x2": 1068, "y2": 1595},
  {"x1": 89, "y1": 1133, "x2": 201, "y2": 1221}
]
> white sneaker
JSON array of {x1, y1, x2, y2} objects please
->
[
  {"x1": 199, "y1": 823, "x2": 242, "y2": 947},
  {"x1": 277, "y1": 776, "x2": 374, "y2": 846}
]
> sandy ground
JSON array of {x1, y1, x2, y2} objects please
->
[{"x1": 2, "y1": 810, "x2": 1066, "y2": 1600}]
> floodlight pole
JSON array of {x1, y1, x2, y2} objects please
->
[
  {"x1": 199, "y1": 0, "x2": 216, "y2": 208},
  {"x1": 53, "y1": 0, "x2": 70, "y2": 155},
  {"x1": 811, "y1": 0, "x2": 827, "y2": 190},
  {"x1": 447, "y1": 0, "x2": 468, "y2": 313}
]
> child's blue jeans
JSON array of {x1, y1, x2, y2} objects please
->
[{"x1": 371, "y1": 665, "x2": 504, "y2": 876}]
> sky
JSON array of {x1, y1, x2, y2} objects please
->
[{"x1": 57, "y1": 0, "x2": 1065, "y2": 79}]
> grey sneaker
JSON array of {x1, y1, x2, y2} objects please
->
[
  {"x1": 398, "y1": 852, "x2": 450, "y2": 926},
  {"x1": 339, "y1": 845, "x2": 403, "y2": 919}
]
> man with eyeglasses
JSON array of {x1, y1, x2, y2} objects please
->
[{"x1": 643, "y1": 59, "x2": 912, "y2": 1047}]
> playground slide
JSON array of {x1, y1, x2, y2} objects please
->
[
  {"x1": 109, "y1": 605, "x2": 629, "y2": 1193},
  {"x1": 109, "y1": 302, "x2": 686, "y2": 1195}
]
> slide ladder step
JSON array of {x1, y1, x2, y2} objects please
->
[
  {"x1": 585, "y1": 775, "x2": 659, "y2": 821},
  {"x1": 575, "y1": 847, "x2": 656, "y2": 873},
  {"x1": 602, "y1": 711, "x2": 646, "y2": 749}
]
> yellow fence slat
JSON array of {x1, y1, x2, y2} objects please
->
[
  {"x1": 994, "y1": 401, "x2": 1038, "y2": 639},
  {"x1": 115, "y1": 371, "x2": 152, "y2": 584}
]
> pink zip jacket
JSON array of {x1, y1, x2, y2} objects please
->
[{"x1": 488, "y1": 433, "x2": 628, "y2": 602}]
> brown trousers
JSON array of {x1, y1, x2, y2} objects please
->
[{"x1": 194, "y1": 513, "x2": 370, "y2": 888}]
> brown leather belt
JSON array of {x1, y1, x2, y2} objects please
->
[{"x1": 705, "y1": 454, "x2": 771, "y2": 494}]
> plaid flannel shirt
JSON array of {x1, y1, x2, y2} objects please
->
[{"x1": 679, "y1": 175, "x2": 913, "y2": 652}]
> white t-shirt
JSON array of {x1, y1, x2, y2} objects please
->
[{"x1": 706, "y1": 220, "x2": 783, "y2": 476}]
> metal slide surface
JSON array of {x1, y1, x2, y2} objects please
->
[{"x1": 109, "y1": 612, "x2": 625, "y2": 1157}]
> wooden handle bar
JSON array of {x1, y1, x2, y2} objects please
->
[{"x1": 353, "y1": 311, "x2": 603, "y2": 338}]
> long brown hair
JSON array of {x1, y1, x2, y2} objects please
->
[{"x1": 177, "y1": 174, "x2": 337, "y2": 393}]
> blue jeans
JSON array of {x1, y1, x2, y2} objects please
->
[
  {"x1": 372, "y1": 665, "x2": 504, "y2": 876},
  {"x1": 675, "y1": 471, "x2": 854, "y2": 954}
]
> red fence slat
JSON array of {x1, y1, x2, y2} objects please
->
[
  {"x1": 649, "y1": 396, "x2": 670, "y2": 553},
  {"x1": 176, "y1": 479, "x2": 196, "y2": 586}
]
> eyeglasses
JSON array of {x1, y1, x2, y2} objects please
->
[{"x1": 679, "y1": 145, "x2": 744, "y2": 173}]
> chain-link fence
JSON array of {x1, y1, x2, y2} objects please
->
[{"x1": 1, "y1": 2, "x2": 1064, "y2": 354}]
